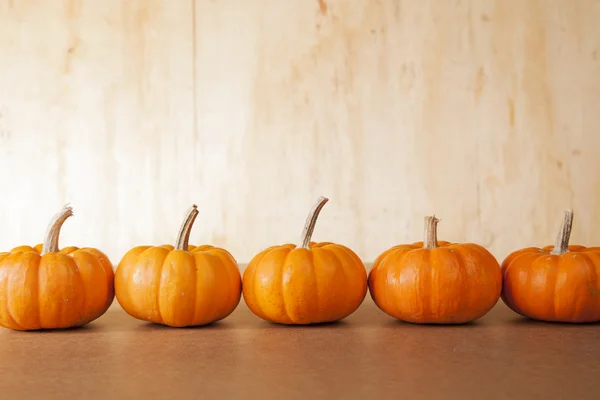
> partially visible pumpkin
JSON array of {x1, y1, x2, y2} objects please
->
[
  {"x1": 115, "y1": 205, "x2": 241, "y2": 327},
  {"x1": 242, "y1": 196, "x2": 367, "y2": 325},
  {"x1": 0, "y1": 205, "x2": 115, "y2": 330},
  {"x1": 368, "y1": 216, "x2": 502, "y2": 324},
  {"x1": 501, "y1": 210, "x2": 600, "y2": 323}
]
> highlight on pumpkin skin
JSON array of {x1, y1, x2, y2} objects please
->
[
  {"x1": 10, "y1": 244, "x2": 43, "y2": 253},
  {"x1": 114, "y1": 204, "x2": 242, "y2": 328},
  {"x1": 501, "y1": 209, "x2": 600, "y2": 323},
  {"x1": 368, "y1": 215, "x2": 502, "y2": 324},
  {"x1": 0, "y1": 204, "x2": 115, "y2": 331},
  {"x1": 242, "y1": 196, "x2": 368, "y2": 325}
]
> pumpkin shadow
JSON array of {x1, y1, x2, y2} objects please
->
[
  {"x1": 135, "y1": 320, "x2": 228, "y2": 331},
  {"x1": 387, "y1": 319, "x2": 481, "y2": 328},
  {"x1": 507, "y1": 317, "x2": 600, "y2": 326},
  {"x1": 266, "y1": 320, "x2": 348, "y2": 329},
  {"x1": 16, "y1": 324, "x2": 99, "y2": 334}
]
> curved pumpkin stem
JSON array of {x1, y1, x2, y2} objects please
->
[
  {"x1": 42, "y1": 204, "x2": 74, "y2": 255},
  {"x1": 299, "y1": 196, "x2": 329, "y2": 249},
  {"x1": 175, "y1": 204, "x2": 199, "y2": 251},
  {"x1": 423, "y1": 215, "x2": 440, "y2": 249},
  {"x1": 550, "y1": 210, "x2": 574, "y2": 255}
]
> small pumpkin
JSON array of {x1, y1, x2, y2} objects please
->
[
  {"x1": 115, "y1": 205, "x2": 241, "y2": 327},
  {"x1": 0, "y1": 205, "x2": 115, "y2": 330},
  {"x1": 501, "y1": 210, "x2": 600, "y2": 323},
  {"x1": 242, "y1": 196, "x2": 367, "y2": 324},
  {"x1": 368, "y1": 216, "x2": 502, "y2": 324}
]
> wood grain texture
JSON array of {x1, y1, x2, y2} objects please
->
[{"x1": 0, "y1": 0, "x2": 599, "y2": 264}]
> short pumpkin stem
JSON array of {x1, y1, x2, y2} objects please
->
[
  {"x1": 175, "y1": 204, "x2": 199, "y2": 251},
  {"x1": 550, "y1": 209, "x2": 574, "y2": 255},
  {"x1": 423, "y1": 215, "x2": 440, "y2": 249},
  {"x1": 299, "y1": 196, "x2": 329, "y2": 249},
  {"x1": 42, "y1": 205, "x2": 74, "y2": 255}
]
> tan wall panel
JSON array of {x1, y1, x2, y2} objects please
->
[{"x1": 0, "y1": 0, "x2": 598, "y2": 264}]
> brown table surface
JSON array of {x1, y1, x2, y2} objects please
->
[{"x1": 0, "y1": 297, "x2": 599, "y2": 399}]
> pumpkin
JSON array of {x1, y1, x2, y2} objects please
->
[
  {"x1": 0, "y1": 205, "x2": 115, "y2": 330},
  {"x1": 242, "y1": 196, "x2": 367, "y2": 324},
  {"x1": 368, "y1": 216, "x2": 502, "y2": 324},
  {"x1": 501, "y1": 210, "x2": 600, "y2": 323},
  {"x1": 114, "y1": 204, "x2": 241, "y2": 327}
]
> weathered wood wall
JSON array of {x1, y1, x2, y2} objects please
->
[{"x1": 0, "y1": 0, "x2": 599, "y2": 264}]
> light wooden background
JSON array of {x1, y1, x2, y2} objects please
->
[{"x1": 0, "y1": 0, "x2": 599, "y2": 265}]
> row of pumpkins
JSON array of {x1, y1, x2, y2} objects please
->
[{"x1": 0, "y1": 197, "x2": 598, "y2": 330}]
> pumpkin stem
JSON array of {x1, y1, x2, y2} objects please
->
[
  {"x1": 550, "y1": 210, "x2": 574, "y2": 255},
  {"x1": 175, "y1": 204, "x2": 199, "y2": 251},
  {"x1": 423, "y1": 215, "x2": 440, "y2": 249},
  {"x1": 41, "y1": 204, "x2": 74, "y2": 255},
  {"x1": 299, "y1": 196, "x2": 329, "y2": 249}
]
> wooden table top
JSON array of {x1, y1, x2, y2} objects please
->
[{"x1": 1, "y1": 297, "x2": 598, "y2": 399}]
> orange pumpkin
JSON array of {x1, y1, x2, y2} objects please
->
[
  {"x1": 368, "y1": 216, "x2": 502, "y2": 324},
  {"x1": 115, "y1": 205, "x2": 241, "y2": 327},
  {"x1": 0, "y1": 205, "x2": 115, "y2": 330},
  {"x1": 501, "y1": 210, "x2": 600, "y2": 323},
  {"x1": 242, "y1": 196, "x2": 367, "y2": 324}
]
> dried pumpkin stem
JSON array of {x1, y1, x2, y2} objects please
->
[
  {"x1": 175, "y1": 204, "x2": 199, "y2": 251},
  {"x1": 550, "y1": 210, "x2": 574, "y2": 255},
  {"x1": 299, "y1": 196, "x2": 329, "y2": 249},
  {"x1": 41, "y1": 205, "x2": 74, "y2": 255},
  {"x1": 423, "y1": 216, "x2": 440, "y2": 249}
]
